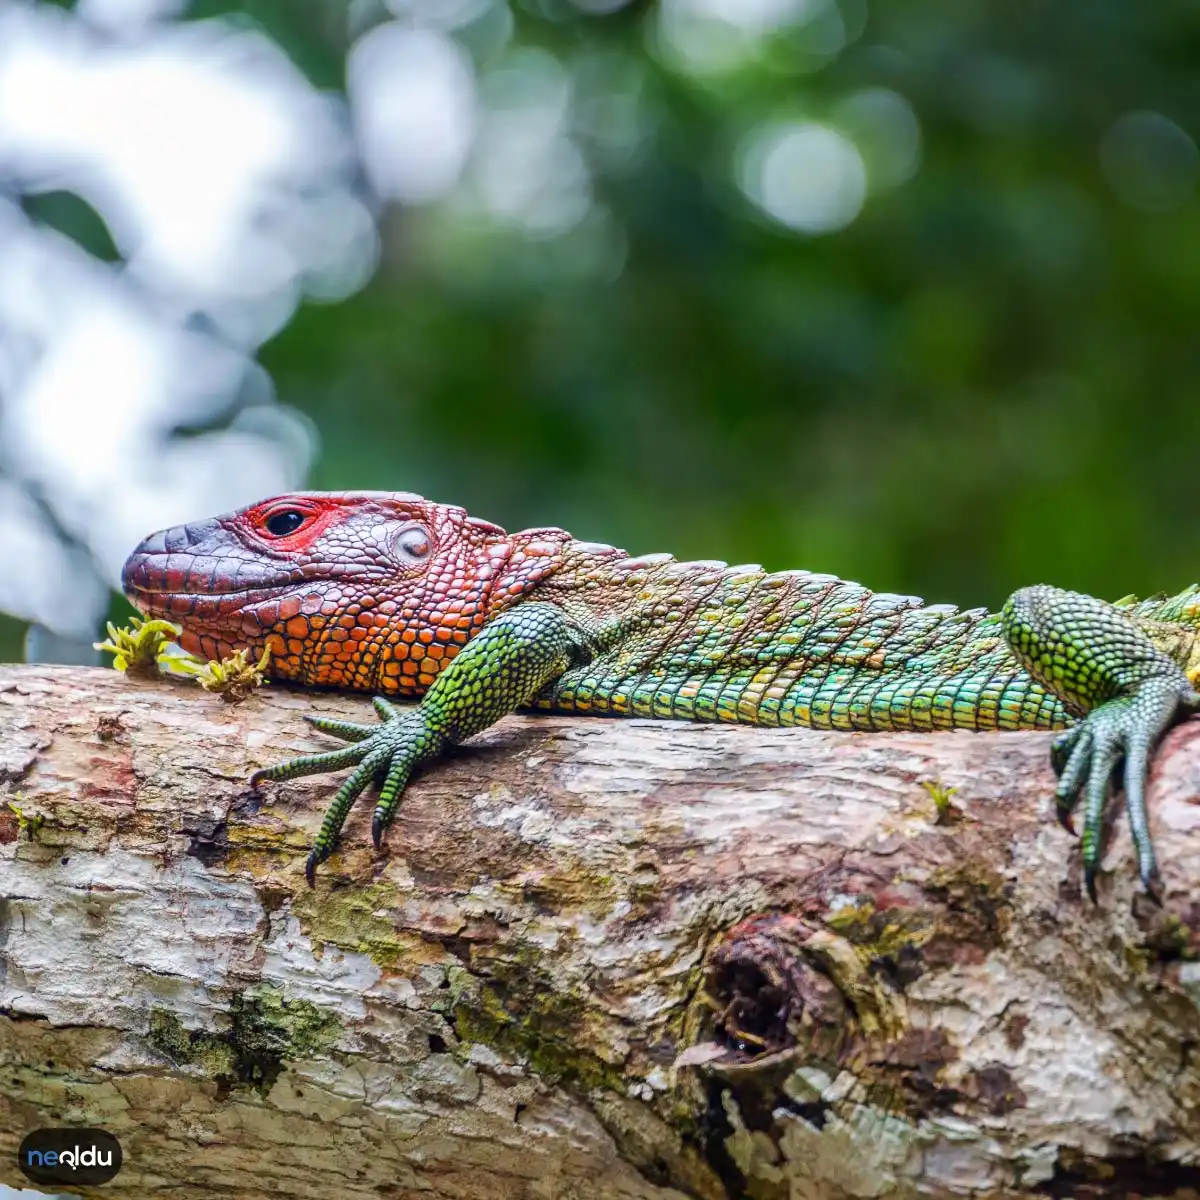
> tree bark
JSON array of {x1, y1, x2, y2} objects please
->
[{"x1": 2, "y1": 664, "x2": 1200, "y2": 1200}]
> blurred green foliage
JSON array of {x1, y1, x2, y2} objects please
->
[
  {"x1": 0, "y1": 616, "x2": 23, "y2": 662},
  {"x1": 266, "y1": 0, "x2": 1200, "y2": 609},
  {"x1": 9, "y1": 0, "x2": 1200, "y2": 666}
]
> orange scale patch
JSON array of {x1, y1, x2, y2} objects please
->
[
  {"x1": 418, "y1": 672, "x2": 437, "y2": 688},
  {"x1": 287, "y1": 638, "x2": 305, "y2": 656},
  {"x1": 285, "y1": 617, "x2": 308, "y2": 638}
]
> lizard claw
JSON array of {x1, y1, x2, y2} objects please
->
[
  {"x1": 1052, "y1": 726, "x2": 1091, "y2": 837},
  {"x1": 305, "y1": 844, "x2": 332, "y2": 888}
]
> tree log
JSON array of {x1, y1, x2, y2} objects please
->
[{"x1": 3, "y1": 664, "x2": 1200, "y2": 1200}]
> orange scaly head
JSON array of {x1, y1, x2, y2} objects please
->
[{"x1": 121, "y1": 491, "x2": 570, "y2": 695}]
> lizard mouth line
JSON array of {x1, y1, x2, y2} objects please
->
[{"x1": 123, "y1": 581, "x2": 301, "y2": 608}]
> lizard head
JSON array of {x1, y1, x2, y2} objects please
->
[{"x1": 121, "y1": 491, "x2": 568, "y2": 694}]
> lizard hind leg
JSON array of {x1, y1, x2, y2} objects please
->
[{"x1": 1001, "y1": 584, "x2": 1200, "y2": 899}]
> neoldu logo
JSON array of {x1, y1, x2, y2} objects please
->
[{"x1": 17, "y1": 1127, "x2": 122, "y2": 1186}]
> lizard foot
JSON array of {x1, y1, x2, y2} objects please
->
[
  {"x1": 1051, "y1": 677, "x2": 1200, "y2": 903},
  {"x1": 1002, "y1": 584, "x2": 1200, "y2": 901},
  {"x1": 250, "y1": 697, "x2": 442, "y2": 885}
]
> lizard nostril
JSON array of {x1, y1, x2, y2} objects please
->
[
  {"x1": 182, "y1": 518, "x2": 221, "y2": 549},
  {"x1": 135, "y1": 529, "x2": 168, "y2": 555}
]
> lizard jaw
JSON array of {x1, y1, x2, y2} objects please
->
[
  {"x1": 122, "y1": 517, "x2": 309, "y2": 664},
  {"x1": 122, "y1": 517, "x2": 302, "y2": 611}
]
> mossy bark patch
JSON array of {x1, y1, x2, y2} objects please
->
[{"x1": 147, "y1": 987, "x2": 341, "y2": 1095}]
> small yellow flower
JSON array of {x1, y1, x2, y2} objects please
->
[
  {"x1": 173, "y1": 645, "x2": 272, "y2": 704},
  {"x1": 94, "y1": 617, "x2": 184, "y2": 678}
]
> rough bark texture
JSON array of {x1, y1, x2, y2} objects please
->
[{"x1": 3, "y1": 665, "x2": 1200, "y2": 1200}]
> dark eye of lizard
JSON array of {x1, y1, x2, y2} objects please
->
[{"x1": 264, "y1": 509, "x2": 307, "y2": 537}]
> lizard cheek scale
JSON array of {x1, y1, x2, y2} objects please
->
[{"x1": 121, "y1": 489, "x2": 1200, "y2": 894}]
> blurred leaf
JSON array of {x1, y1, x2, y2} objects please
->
[{"x1": 21, "y1": 190, "x2": 120, "y2": 262}]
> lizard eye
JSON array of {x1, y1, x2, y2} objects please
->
[
  {"x1": 393, "y1": 525, "x2": 433, "y2": 564},
  {"x1": 264, "y1": 509, "x2": 308, "y2": 537}
]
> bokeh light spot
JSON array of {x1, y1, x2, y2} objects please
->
[
  {"x1": 833, "y1": 88, "x2": 921, "y2": 192},
  {"x1": 76, "y1": 0, "x2": 187, "y2": 30},
  {"x1": 461, "y1": 48, "x2": 591, "y2": 237},
  {"x1": 1099, "y1": 110, "x2": 1198, "y2": 213},
  {"x1": 738, "y1": 120, "x2": 866, "y2": 233},
  {"x1": 655, "y1": 0, "x2": 838, "y2": 77},
  {"x1": 348, "y1": 21, "x2": 476, "y2": 205}
]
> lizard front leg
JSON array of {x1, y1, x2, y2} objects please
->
[
  {"x1": 1001, "y1": 585, "x2": 1200, "y2": 899},
  {"x1": 250, "y1": 603, "x2": 581, "y2": 884}
]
